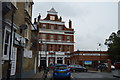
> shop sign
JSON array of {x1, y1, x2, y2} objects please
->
[
  {"x1": 24, "y1": 49, "x2": 32, "y2": 58},
  {"x1": 14, "y1": 33, "x2": 26, "y2": 47}
]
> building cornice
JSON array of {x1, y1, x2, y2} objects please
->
[{"x1": 40, "y1": 19, "x2": 65, "y2": 25}]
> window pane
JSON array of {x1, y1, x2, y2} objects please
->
[
  {"x1": 42, "y1": 24, "x2": 46, "y2": 29},
  {"x1": 67, "y1": 36, "x2": 70, "y2": 41},
  {"x1": 5, "y1": 31, "x2": 10, "y2": 43},
  {"x1": 50, "y1": 25, "x2": 54, "y2": 30},
  {"x1": 58, "y1": 26, "x2": 62, "y2": 30},
  {"x1": 4, "y1": 44, "x2": 8, "y2": 55},
  {"x1": 42, "y1": 34, "x2": 46, "y2": 39},
  {"x1": 58, "y1": 35, "x2": 62, "y2": 40},
  {"x1": 50, "y1": 35, "x2": 54, "y2": 40},
  {"x1": 50, "y1": 16, "x2": 55, "y2": 20}
]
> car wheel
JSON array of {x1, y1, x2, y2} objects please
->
[{"x1": 73, "y1": 70, "x2": 76, "y2": 72}]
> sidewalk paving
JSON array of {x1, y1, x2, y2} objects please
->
[
  {"x1": 34, "y1": 70, "x2": 44, "y2": 78},
  {"x1": 34, "y1": 70, "x2": 53, "y2": 79},
  {"x1": 112, "y1": 70, "x2": 120, "y2": 78}
]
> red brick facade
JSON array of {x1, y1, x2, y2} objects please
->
[
  {"x1": 38, "y1": 8, "x2": 74, "y2": 67},
  {"x1": 70, "y1": 51, "x2": 109, "y2": 67}
]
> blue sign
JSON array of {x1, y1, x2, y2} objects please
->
[{"x1": 84, "y1": 61, "x2": 92, "y2": 65}]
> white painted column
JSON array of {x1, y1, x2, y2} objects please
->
[
  {"x1": 34, "y1": 57, "x2": 37, "y2": 74},
  {"x1": 55, "y1": 56, "x2": 57, "y2": 64},
  {"x1": 47, "y1": 54, "x2": 48, "y2": 67},
  {"x1": 38, "y1": 52, "x2": 40, "y2": 67},
  {"x1": 63, "y1": 57, "x2": 65, "y2": 64}
]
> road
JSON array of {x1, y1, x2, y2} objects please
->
[
  {"x1": 47, "y1": 71, "x2": 120, "y2": 80},
  {"x1": 71, "y1": 71, "x2": 119, "y2": 80}
]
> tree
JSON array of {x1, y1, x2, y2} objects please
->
[{"x1": 105, "y1": 32, "x2": 120, "y2": 62}]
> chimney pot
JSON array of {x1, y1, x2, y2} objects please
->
[{"x1": 69, "y1": 19, "x2": 72, "y2": 28}]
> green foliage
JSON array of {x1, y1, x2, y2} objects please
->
[{"x1": 105, "y1": 32, "x2": 120, "y2": 62}]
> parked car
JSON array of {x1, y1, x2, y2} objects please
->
[
  {"x1": 53, "y1": 64, "x2": 71, "y2": 79},
  {"x1": 48, "y1": 63, "x2": 57, "y2": 70},
  {"x1": 97, "y1": 63, "x2": 115, "y2": 70},
  {"x1": 114, "y1": 62, "x2": 120, "y2": 69},
  {"x1": 68, "y1": 64, "x2": 88, "y2": 72}
]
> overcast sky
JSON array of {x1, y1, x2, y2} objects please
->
[{"x1": 32, "y1": 2, "x2": 118, "y2": 51}]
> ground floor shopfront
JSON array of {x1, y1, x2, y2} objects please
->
[
  {"x1": 70, "y1": 51, "x2": 109, "y2": 67},
  {"x1": 38, "y1": 51, "x2": 70, "y2": 67}
]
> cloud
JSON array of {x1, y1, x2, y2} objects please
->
[{"x1": 32, "y1": 2, "x2": 118, "y2": 51}]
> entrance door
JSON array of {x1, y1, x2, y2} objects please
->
[
  {"x1": 57, "y1": 60, "x2": 63, "y2": 64},
  {"x1": 57, "y1": 57, "x2": 63, "y2": 64},
  {"x1": 40, "y1": 60, "x2": 46, "y2": 68}
]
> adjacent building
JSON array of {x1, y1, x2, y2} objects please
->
[
  {"x1": 37, "y1": 8, "x2": 75, "y2": 67},
  {"x1": 2, "y1": 1, "x2": 35, "y2": 79},
  {"x1": 118, "y1": 1, "x2": 120, "y2": 30},
  {"x1": 70, "y1": 51, "x2": 109, "y2": 67},
  {"x1": 0, "y1": 1, "x2": 2, "y2": 80}
]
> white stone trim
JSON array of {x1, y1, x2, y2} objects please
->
[
  {"x1": 40, "y1": 20, "x2": 65, "y2": 25},
  {"x1": 39, "y1": 41, "x2": 74, "y2": 45},
  {"x1": 72, "y1": 53, "x2": 108, "y2": 56},
  {"x1": 39, "y1": 29, "x2": 74, "y2": 35}
]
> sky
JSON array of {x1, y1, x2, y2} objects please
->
[{"x1": 32, "y1": 1, "x2": 118, "y2": 51}]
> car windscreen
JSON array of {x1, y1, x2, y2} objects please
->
[{"x1": 55, "y1": 66, "x2": 68, "y2": 69}]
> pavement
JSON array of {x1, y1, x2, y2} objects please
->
[
  {"x1": 34, "y1": 70, "x2": 53, "y2": 79},
  {"x1": 112, "y1": 70, "x2": 120, "y2": 78},
  {"x1": 34, "y1": 70, "x2": 45, "y2": 78}
]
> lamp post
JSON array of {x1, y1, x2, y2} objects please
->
[{"x1": 98, "y1": 43, "x2": 102, "y2": 72}]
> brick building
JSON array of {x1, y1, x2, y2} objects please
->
[
  {"x1": 70, "y1": 51, "x2": 109, "y2": 67},
  {"x1": 2, "y1": 1, "x2": 35, "y2": 79},
  {"x1": 37, "y1": 8, "x2": 74, "y2": 67}
]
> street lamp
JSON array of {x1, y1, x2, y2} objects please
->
[{"x1": 98, "y1": 43, "x2": 102, "y2": 72}]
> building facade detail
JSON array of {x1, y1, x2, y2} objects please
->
[
  {"x1": 70, "y1": 51, "x2": 109, "y2": 67},
  {"x1": 37, "y1": 8, "x2": 74, "y2": 67}
]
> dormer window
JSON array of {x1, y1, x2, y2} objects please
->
[{"x1": 50, "y1": 16, "x2": 55, "y2": 20}]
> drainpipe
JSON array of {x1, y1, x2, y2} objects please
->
[{"x1": 7, "y1": 9, "x2": 15, "y2": 80}]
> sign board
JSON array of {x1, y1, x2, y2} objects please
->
[
  {"x1": 24, "y1": 49, "x2": 32, "y2": 58},
  {"x1": 10, "y1": 47, "x2": 17, "y2": 75},
  {"x1": 84, "y1": 61, "x2": 92, "y2": 65}
]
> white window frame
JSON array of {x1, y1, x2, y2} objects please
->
[
  {"x1": 2, "y1": 28, "x2": 12, "y2": 60},
  {"x1": 67, "y1": 36, "x2": 70, "y2": 41},
  {"x1": 42, "y1": 24, "x2": 46, "y2": 29},
  {"x1": 50, "y1": 25, "x2": 54, "y2": 30},
  {"x1": 58, "y1": 45, "x2": 62, "y2": 51},
  {"x1": 58, "y1": 25, "x2": 62, "y2": 30},
  {"x1": 42, "y1": 34, "x2": 46, "y2": 40},
  {"x1": 50, "y1": 45, "x2": 54, "y2": 51},
  {"x1": 50, "y1": 35, "x2": 54, "y2": 41},
  {"x1": 50, "y1": 16, "x2": 55, "y2": 20},
  {"x1": 67, "y1": 46, "x2": 70, "y2": 52},
  {"x1": 58, "y1": 35, "x2": 62, "y2": 41}
]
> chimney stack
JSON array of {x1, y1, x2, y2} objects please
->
[
  {"x1": 69, "y1": 19, "x2": 72, "y2": 29},
  {"x1": 38, "y1": 13, "x2": 41, "y2": 22},
  {"x1": 34, "y1": 18, "x2": 36, "y2": 24},
  {"x1": 60, "y1": 16, "x2": 62, "y2": 21}
]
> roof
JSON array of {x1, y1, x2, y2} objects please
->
[{"x1": 47, "y1": 8, "x2": 58, "y2": 15}]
